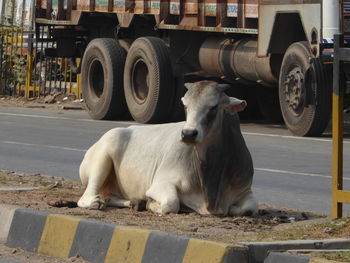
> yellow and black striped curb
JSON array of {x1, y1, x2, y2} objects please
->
[
  {"x1": 264, "y1": 252, "x2": 343, "y2": 263},
  {"x1": 1, "y1": 206, "x2": 349, "y2": 263},
  {"x1": 3, "y1": 209, "x2": 248, "y2": 263}
]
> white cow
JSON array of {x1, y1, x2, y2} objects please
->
[{"x1": 78, "y1": 80, "x2": 258, "y2": 216}]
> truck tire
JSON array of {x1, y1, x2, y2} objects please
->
[
  {"x1": 81, "y1": 38, "x2": 127, "y2": 120},
  {"x1": 124, "y1": 37, "x2": 174, "y2": 123},
  {"x1": 279, "y1": 41, "x2": 331, "y2": 136}
]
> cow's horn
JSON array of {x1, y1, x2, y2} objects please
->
[
  {"x1": 184, "y1": 83, "x2": 193, "y2": 90},
  {"x1": 217, "y1": 84, "x2": 231, "y2": 91}
]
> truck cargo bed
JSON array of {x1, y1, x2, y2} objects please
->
[{"x1": 36, "y1": 0, "x2": 259, "y2": 33}]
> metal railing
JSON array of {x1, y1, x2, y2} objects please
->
[
  {"x1": 0, "y1": 26, "x2": 26, "y2": 95},
  {"x1": 0, "y1": 25, "x2": 82, "y2": 98}
]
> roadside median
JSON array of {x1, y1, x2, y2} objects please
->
[
  {"x1": 1, "y1": 205, "x2": 350, "y2": 263},
  {"x1": 1, "y1": 171, "x2": 350, "y2": 263}
]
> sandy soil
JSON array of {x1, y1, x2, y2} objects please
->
[{"x1": 0, "y1": 243, "x2": 87, "y2": 263}]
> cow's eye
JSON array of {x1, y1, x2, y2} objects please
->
[
  {"x1": 208, "y1": 105, "x2": 218, "y2": 116},
  {"x1": 209, "y1": 105, "x2": 218, "y2": 112},
  {"x1": 206, "y1": 105, "x2": 218, "y2": 123}
]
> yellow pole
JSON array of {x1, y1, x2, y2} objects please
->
[
  {"x1": 64, "y1": 57, "x2": 68, "y2": 93},
  {"x1": 9, "y1": 28, "x2": 14, "y2": 68},
  {"x1": 77, "y1": 73, "x2": 81, "y2": 99},
  {"x1": 19, "y1": 28, "x2": 24, "y2": 95},
  {"x1": 4, "y1": 28, "x2": 9, "y2": 68},
  {"x1": 332, "y1": 93, "x2": 344, "y2": 219},
  {"x1": 25, "y1": 53, "x2": 33, "y2": 98},
  {"x1": 0, "y1": 27, "x2": 3, "y2": 93},
  {"x1": 4, "y1": 29, "x2": 9, "y2": 91},
  {"x1": 76, "y1": 58, "x2": 81, "y2": 99},
  {"x1": 14, "y1": 27, "x2": 19, "y2": 94},
  {"x1": 69, "y1": 60, "x2": 73, "y2": 95},
  {"x1": 332, "y1": 34, "x2": 345, "y2": 219}
]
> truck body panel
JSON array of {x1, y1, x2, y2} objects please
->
[
  {"x1": 34, "y1": 0, "x2": 330, "y2": 58},
  {"x1": 258, "y1": 3, "x2": 321, "y2": 56},
  {"x1": 36, "y1": 0, "x2": 261, "y2": 32}
]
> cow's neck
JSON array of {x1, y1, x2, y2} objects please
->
[
  {"x1": 192, "y1": 111, "x2": 228, "y2": 212},
  {"x1": 194, "y1": 111, "x2": 226, "y2": 162},
  {"x1": 193, "y1": 111, "x2": 252, "y2": 215}
]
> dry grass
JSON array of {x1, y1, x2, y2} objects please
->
[{"x1": 246, "y1": 218, "x2": 350, "y2": 242}]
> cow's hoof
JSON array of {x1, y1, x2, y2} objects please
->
[
  {"x1": 130, "y1": 199, "x2": 147, "y2": 211},
  {"x1": 146, "y1": 199, "x2": 163, "y2": 214},
  {"x1": 89, "y1": 198, "x2": 106, "y2": 210},
  {"x1": 242, "y1": 210, "x2": 253, "y2": 217},
  {"x1": 146, "y1": 199, "x2": 176, "y2": 215}
]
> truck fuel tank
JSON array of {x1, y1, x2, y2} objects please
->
[{"x1": 199, "y1": 37, "x2": 277, "y2": 87}]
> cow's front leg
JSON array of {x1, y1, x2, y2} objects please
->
[
  {"x1": 145, "y1": 183, "x2": 179, "y2": 215},
  {"x1": 105, "y1": 196, "x2": 146, "y2": 211}
]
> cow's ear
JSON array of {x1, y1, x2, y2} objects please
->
[
  {"x1": 225, "y1": 97, "x2": 247, "y2": 115},
  {"x1": 184, "y1": 83, "x2": 193, "y2": 90},
  {"x1": 217, "y1": 84, "x2": 231, "y2": 92}
]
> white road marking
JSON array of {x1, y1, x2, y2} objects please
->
[
  {"x1": 2, "y1": 141, "x2": 86, "y2": 152},
  {"x1": 255, "y1": 167, "x2": 350, "y2": 181},
  {"x1": 243, "y1": 131, "x2": 350, "y2": 144},
  {"x1": 0, "y1": 112, "x2": 73, "y2": 120},
  {"x1": 0, "y1": 112, "x2": 137, "y2": 125}
]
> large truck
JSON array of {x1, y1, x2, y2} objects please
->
[{"x1": 30, "y1": 0, "x2": 346, "y2": 136}]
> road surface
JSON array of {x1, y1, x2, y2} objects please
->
[{"x1": 0, "y1": 106, "x2": 349, "y2": 215}]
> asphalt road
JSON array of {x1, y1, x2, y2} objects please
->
[{"x1": 0, "y1": 106, "x2": 349, "y2": 215}]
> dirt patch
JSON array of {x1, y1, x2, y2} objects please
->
[
  {"x1": 0, "y1": 244, "x2": 87, "y2": 263},
  {"x1": 0, "y1": 94, "x2": 85, "y2": 111},
  {"x1": 2, "y1": 170, "x2": 350, "y2": 245}
]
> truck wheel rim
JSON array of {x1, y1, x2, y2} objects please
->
[
  {"x1": 283, "y1": 65, "x2": 305, "y2": 116},
  {"x1": 89, "y1": 59, "x2": 104, "y2": 98},
  {"x1": 131, "y1": 59, "x2": 150, "y2": 104}
]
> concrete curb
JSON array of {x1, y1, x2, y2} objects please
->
[
  {"x1": 264, "y1": 252, "x2": 341, "y2": 263},
  {"x1": 2, "y1": 208, "x2": 248, "y2": 263},
  {"x1": 1, "y1": 205, "x2": 349, "y2": 263},
  {"x1": 242, "y1": 239, "x2": 350, "y2": 263}
]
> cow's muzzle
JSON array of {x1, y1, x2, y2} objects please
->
[{"x1": 181, "y1": 129, "x2": 198, "y2": 143}]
